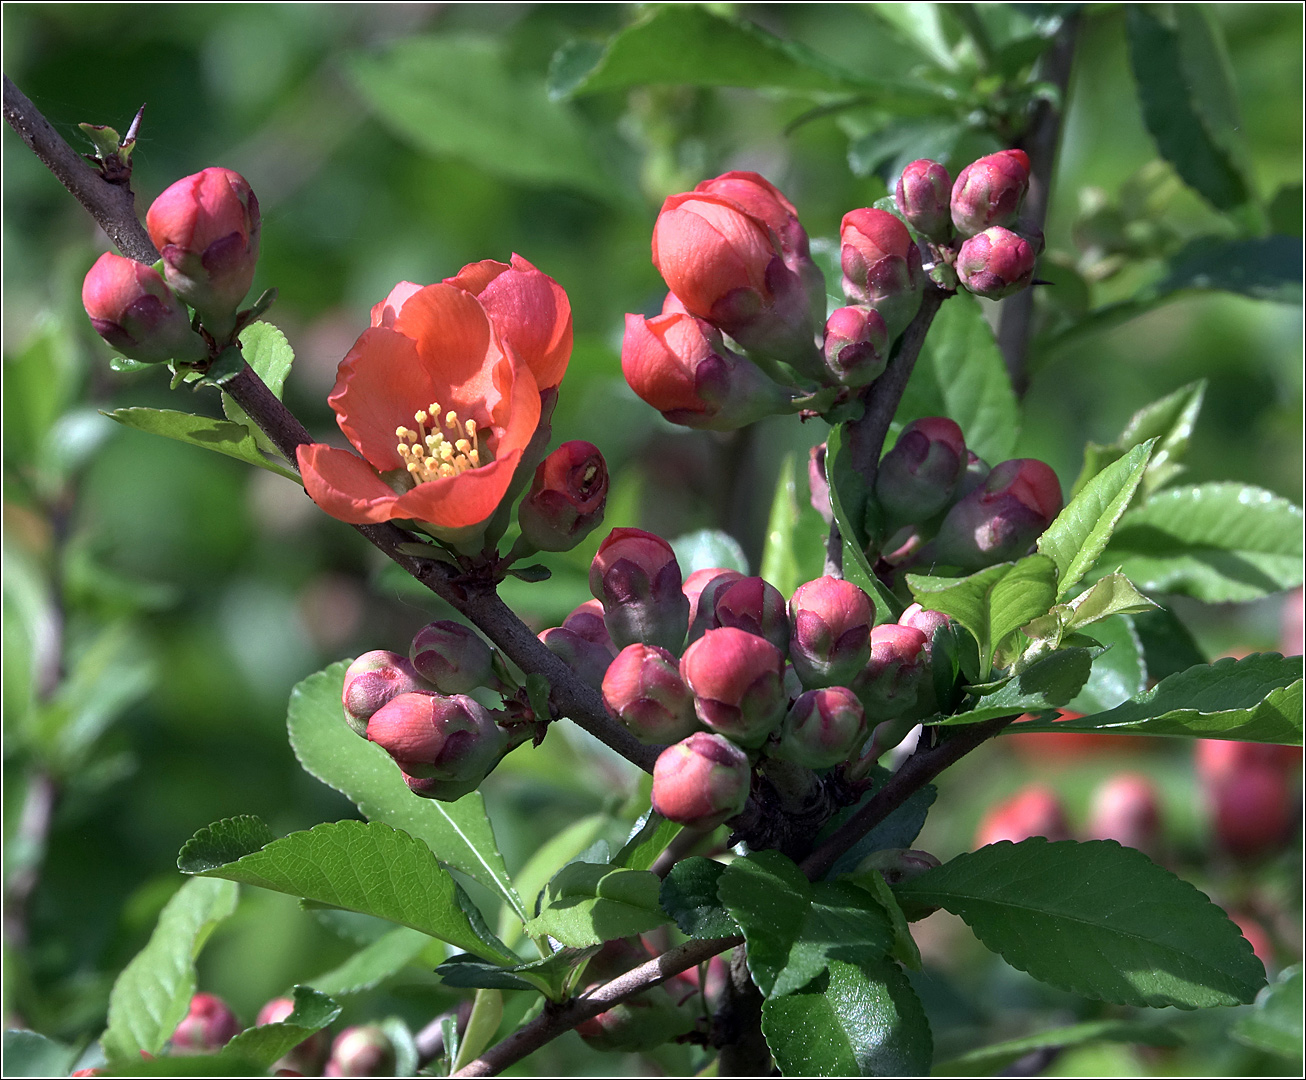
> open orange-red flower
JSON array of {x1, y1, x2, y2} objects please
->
[{"x1": 296, "y1": 258, "x2": 571, "y2": 543}]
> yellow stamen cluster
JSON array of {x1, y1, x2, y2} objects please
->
[{"x1": 395, "y1": 402, "x2": 481, "y2": 483}]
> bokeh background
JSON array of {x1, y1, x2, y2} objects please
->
[{"x1": 4, "y1": 4, "x2": 1301, "y2": 1075}]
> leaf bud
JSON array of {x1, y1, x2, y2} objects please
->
[
  {"x1": 895, "y1": 158, "x2": 954, "y2": 241},
  {"x1": 771, "y1": 686, "x2": 867, "y2": 770},
  {"x1": 934, "y1": 458, "x2": 1063, "y2": 569},
  {"x1": 342, "y1": 650, "x2": 432, "y2": 737},
  {"x1": 410, "y1": 620, "x2": 498, "y2": 695},
  {"x1": 602, "y1": 643, "x2": 699, "y2": 745},
  {"x1": 590, "y1": 528, "x2": 690, "y2": 654},
  {"x1": 82, "y1": 252, "x2": 208, "y2": 364},
  {"x1": 517, "y1": 440, "x2": 608, "y2": 551},
  {"x1": 324, "y1": 1025, "x2": 397, "y2": 1078},
  {"x1": 956, "y1": 226, "x2": 1036, "y2": 300},
  {"x1": 823, "y1": 305, "x2": 889, "y2": 387},
  {"x1": 874, "y1": 417, "x2": 967, "y2": 526},
  {"x1": 366, "y1": 692, "x2": 507, "y2": 801},
  {"x1": 171, "y1": 992, "x2": 240, "y2": 1054},
  {"x1": 680, "y1": 627, "x2": 787, "y2": 747},
  {"x1": 839, "y1": 208, "x2": 924, "y2": 337},
  {"x1": 788, "y1": 575, "x2": 874, "y2": 689},
  {"x1": 713, "y1": 575, "x2": 790, "y2": 654},
  {"x1": 650, "y1": 731, "x2": 751, "y2": 828},
  {"x1": 950, "y1": 149, "x2": 1030, "y2": 237}
]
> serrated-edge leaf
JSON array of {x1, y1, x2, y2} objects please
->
[
  {"x1": 104, "y1": 407, "x2": 301, "y2": 482},
  {"x1": 1040, "y1": 440, "x2": 1155, "y2": 599},
  {"x1": 614, "y1": 811, "x2": 682, "y2": 872},
  {"x1": 500, "y1": 813, "x2": 609, "y2": 942},
  {"x1": 933, "y1": 647, "x2": 1094, "y2": 725},
  {"x1": 1231, "y1": 962, "x2": 1303, "y2": 1059},
  {"x1": 660, "y1": 857, "x2": 739, "y2": 940},
  {"x1": 988, "y1": 555, "x2": 1058, "y2": 663},
  {"x1": 898, "y1": 838, "x2": 1266, "y2": 1008},
  {"x1": 524, "y1": 864, "x2": 669, "y2": 948},
  {"x1": 217, "y1": 986, "x2": 340, "y2": 1069}
]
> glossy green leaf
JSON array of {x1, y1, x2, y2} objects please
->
[
  {"x1": 524, "y1": 862, "x2": 668, "y2": 948},
  {"x1": 897, "y1": 838, "x2": 1266, "y2": 1008},
  {"x1": 613, "y1": 811, "x2": 682, "y2": 872},
  {"x1": 1069, "y1": 616, "x2": 1147, "y2": 714},
  {"x1": 934, "y1": 1019, "x2": 1182, "y2": 1075},
  {"x1": 309, "y1": 926, "x2": 434, "y2": 996},
  {"x1": 934, "y1": 647, "x2": 1094, "y2": 725},
  {"x1": 1, "y1": 1030, "x2": 78, "y2": 1078},
  {"x1": 1231, "y1": 963, "x2": 1303, "y2": 1060},
  {"x1": 435, "y1": 946, "x2": 594, "y2": 997},
  {"x1": 104, "y1": 407, "x2": 301, "y2": 482},
  {"x1": 216, "y1": 986, "x2": 340, "y2": 1069},
  {"x1": 987, "y1": 555, "x2": 1058, "y2": 662},
  {"x1": 1040, "y1": 441, "x2": 1155, "y2": 599},
  {"x1": 103, "y1": 877, "x2": 239, "y2": 1062},
  {"x1": 222, "y1": 322, "x2": 295, "y2": 456},
  {"x1": 501, "y1": 813, "x2": 608, "y2": 942},
  {"x1": 1011, "y1": 653, "x2": 1303, "y2": 744},
  {"x1": 178, "y1": 817, "x2": 517, "y2": 965},
  {"x1": 869, "y1": 1, "x2": 958, "y2": 71},
  {"x1": 670, "y1": 528, "x2": 749, "y2": 576},
  {"x1": 660, "y1": 857, "x2": 738, "y2": 940},
  {"x1": 895, "y1": 294, "x2": 1019, "y2": 464},
  {"x1": 761, "y1": 956, "x2": 932, "y2": 1076},
  {"x1": 287, "y1": 662, "x2": 524, "y2": 920},
  {"x1": 761, "y1": 454, "x2": 829, "y2": 598},
  {"x1": 350, "y1": 36, "x2": 615, "y2": 202},
  {"x1": 718, "y1": 850, "x2": 893, "y2": 999},
  {"x1": 842, "y1": 871, "x2": 923, "y2": 972},
  {"x1": 1103, "y1": 484, "x2": 1304, "y2": 602},
  {"x1": 823, "y1": 770, "x2": 937, "y2": 879},
  {"x1": 1132, "y1": 606, "x2": 1208, "y2": 682}
]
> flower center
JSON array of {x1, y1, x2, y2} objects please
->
[{"x1": 395, "y1": 403, "x2": 482, "y2": 483}]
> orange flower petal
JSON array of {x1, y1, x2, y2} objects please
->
[
  {"x1": 391, "y1": 452, "x2": 523, "y2": 531},
  {"x1": 297, "y1": 444, "x2": 403, "y2": 524},
  {"x1": 393, "y1": 284, "x2": 501, "y2": 407},
  {"x1": 330, "y1": 327, "x2": 439, "y2": 470}
]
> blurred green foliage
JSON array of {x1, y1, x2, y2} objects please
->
[{"x1": 3, "y1": 4, "x2": 1300, "y2": 1075}]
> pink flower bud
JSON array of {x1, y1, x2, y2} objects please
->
[
  {"x1": 538, "y1": 626, "x2": 613, "y2": 690},
  {"x1": 324, "y1": 1026, "x2": 397, "y2": 1078},
  {"x1": 772, "y1": 686, "x2": 867, "y2": 769},
  {"x1": 823, "y1": 305, "x2": 890, "y2": 387},
  {"x1": 950, "y1": 149, "x2": 1030, "y2": 237},
  {"x1": 934, "y1": 458, "x2": 1063, "y2": 569},
  {"x1": 975, "y1": 784, "x2": 1071, "y2": 847},
  {"x1": 563, "y1": 599, "x2": 617, "y2": 654},
  {"x1": 342, "y1": 650, "x2": 432, "y2": 737},
  {"x1": 694, "y1": 171, "x2": 810, "y2": 259},
  {"x1": 857, "y1": 624, "x2": 930, "y2": 720},
  {"x1": 956, "y1": 226, "x2": 1036, "y2": 300},
  {"x1": 366, "y1": 692, "x2": 507, "y2": 800},
  {"x1": 683, "y1": 567, "x2": 745, "y2": 643},
  {"x1": 1208, "y1": 763, "x2": 1295, "y2": 859},
  {"x1": 895, "y1": 159, "x2": 953, "y2": 241},
  {"x1": 603, "y1": 644, "x2": 699, "y2": 744},
  {"x1": 172, "y1": 992, "x2": 240, "y2": 1054},
  {"x1": 1088, "y1": 773, "x2": 1162, "y2": 854},
  {"x1": 145, "y1": 167, "x2": 260, "y2": 336},
  {"x1": 651, "y1": 732, "x2": 751, "y2": 828},
  {"x1": 256, "y1": 997, "x2": 329, "y2": 1075},
  {"x1": 839, "y1": 208, "x2": 924, "y2": 337},
  {"x1": 875, "y1": 417, "x2": 967, "y2": 525},
  {"x1": 1195, "y1": 739, "x2": 1302, "y2": 784},
  {"x1": 713, "y1": 576, "x2": 790, "y2": 654},
  {"x1": 788, "y1": 576, "x2": 874, "y2": 689},
  {"x1": 1282, "y1": 587, "x2": 1303, "y2": 656},
  {"x1": 81, "y1": 252, "x2": 208, "y2": 364},
  {"x1": 518, "y1": 440, "x2": 608, "y2": 551},
  {"x1": 808, "y1": 443, "x2": 833, "y2": 524},
  {"x1": 590, "y1": 528, "x2": 690, "y2": 653},
  {"x1": 681, "y1": 627, "x2": 786, "y2": 747},
  {"x1": 898, "y1": 603, "x2": 951, "y2": 642},
  {"x1": 410, "y1": 621, "x2": 497, "y2": 695}
]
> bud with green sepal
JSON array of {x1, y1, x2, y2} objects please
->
[
  {"x1": 651, "y1": 731, "x2": 752, "y2": 829},
  {"x1": 770, "y1": 686, "x2": 867, "y2": 770},
  {"x1": 602, "y1": 643, "x2": 699, "y2": 745},
  {"x1": 342, "y1": 649, "x2": 433, "y2": 737},
  {"x1": 590, "y1": 528, "x2": 690, "y2": 654},
  {"x1": 874, "y1": 417, "x2": 967, "y2": 527}
]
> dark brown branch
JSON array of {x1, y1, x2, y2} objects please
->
[
  {"x1": 451, "y1": 935, "x2": 743, "y2": 1077},
  {"x1": 3, "y1": 75, "x2": 159, "y2": 264}
]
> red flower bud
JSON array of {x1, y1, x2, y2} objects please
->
[
  {"x1": 410, "y1": 621, "x2": 497, "y2": 695},
  {"x1": 898, "y1": 603, "x2": 951, "y2": 647},
  {"x1": 563, "y1": 599, "x2": 617, "y2": 654},
  {"x1": 839, "y1": 208, "x2": 924, "y2": 337},
  {"x1": 875, "y1": 417, "x2": 967, "y2": 525},
  {"x1": 950, "y1": 149, "x2": 1030, "y2": 237},
  {"x1": 1208, "y1": 763, "x2": 1296, "y2": 859},
  {"x1": 788, "y1": 575, "x2": 874, "y2": 689},
  {"x1": 621, "y1": 313, "x2": 791, "y2": 430},
  {"x1": 895, "y1": 159, "x2": 953, "y2": 241},
  {"x1": 324, "y1": 1026, "x2": 397, "y2": 1078},
  {"x1": 651, "y1": 732, "x2": 751, "y2": 828},
  {"x1": 603, "y1": 643, "x2": 699, "y2": 745},
  {"x1": 1195, "y1": 739, "x2": 1302, "y2": 784},
  {"x1": 590, "y1": 528, "x2": 690, "y2": 653},
  {"x1": 538, "y1": 626, "x2": 613, "y2": 690},
  {"x1": 975, "y1": 784, "x2": 1071, "y2": 848},
  {"x1": 934, "y1": 458, "x2": 1063, "y2": 569},
  {"x1": 81, "y1": 252, "x2": 208, "y2": 364},
  {"x1": 772, "y1": 686, "x2": 867, "y2": 770},
  {"x1": 653, "y1": 192, "x2": 774, "y2": 317},
  {"x1": 1088, "y1": 773, "x2": 1161, "y2": 855},
  {"x1": 342, "y1": 650, "x2": 432, "y2": 737},
  {"x1": 518, "y1": 440, "x2": 608, "y2": 551},
  {"x1": 172, "y1": 992, "x2": 240, "y2": 1054},
  {"x1": 694, "y1": 171, "x2": 810, "y2": 259},
  {"x1": 956, "y1": 226, "x2": 1036, "y2": 299},
  {"x1": 366, "y1": 692, "x2": 507, "y2": 800},
  {"x1": 823, "y1": 305, "x2": 890, "y2": 387},
  {"x1": 857, "y1": 624, "x2": 930, "y2": 720},
  {"x1": 681, "y1": 627, "x2": 786, "y2": 747},
  {"x1": 683, "y1": 567, "x2": 745, "y2": 642},
  {"x1": 145, "y1": 167, "x2": 260, "y2": 336},
  {"x1": 255, "y1": 998, "x2": 329, "y2": 1075},
  {"x1": 713, "y1": 576, "x2": 790, "y2": 654}
]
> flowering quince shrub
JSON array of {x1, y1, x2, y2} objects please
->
[{"x1": 5, "y1": 7, "x2": 1303, "y2": 1078}]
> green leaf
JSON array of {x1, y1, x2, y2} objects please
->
[
  {"x1": 1231, "y1": 963, "x2": 1303, "y2": 1060},
  {"x1": 827, "y1": 424, "x2": 903, "y2": 623},
  {"x1": 104, "y1": 407, "x2": 301, "y2": 482},
  {"x1": 823, "y1": 769, "x2": 937, "y2": 879},
  {"x1": 1077, "y1": 382, "x2": 1207, "y2": 500},
  {"x1": 1069, "y1": 616, "x2": 1147, "y2": 714},
  {"x1": 895, "y1": 294, "x2": 1019, "y2": 464},
  {"x1": 933, "y1": 1019, "x2": 1182, "y2": 1075},
  {"x1": 222, "y1": 322, "x2": 295, "y2": 457},
  {"x1": 897, "y1": 838, "x2": 1266, "y2": 1008},
  {"x1": 178, "y1": 817, "x2": 517, "y2": 965},
  {"x1": 670, "y1": 528, "x2": 749, "y2": 576},
  {"x1": 1132, "y1": 605, "x2": 1208, "y2": 682},
  {"x1": 761, "y1": 956, "x2": 932, "y2": 1076},
  {"x1": 103, "y1": 877, "x2": 240, "y2": 1062},
  {"x1": 1010, "y1": 654, "x2": 1303, "y2": 745},
  {"x1": 1126, "y1": 6, "x2": 1249, "y2": 211},
  {"x1": 0, "y1": 1030, "x2": 78, "y2": 1077},
  {"x1": 869, "y1": 1, "x2": 958, "y2": 71},
  {"x1": 987, "y1": 555, "x2": 1058, "y2": 661},
  {"x1": 308, "y1": 926, "x2": 434, "y2": 996},
  {"x1": 435, "y1": 946, "x2": 595, "y2": 996},
  {"x1": 1154, "y1": 235, "x2": 1302, "y2": 305},
  {"x1": 761, "y1": 454, "x2": 829, "y2": 599},
  {"x1": 349, "y1": 36, "x2": 616, "y2": 202},
  {"x1": 1103, "y1": 483, "x2": 1304, "y2": 602},
  {"x1": 660, "y1": 857, "x2": 738, "y2": 940},
  {"x1": 453, "y1": 988, "x2": 504, "y2": 1072},
  {"x1": 843, "y1": 871, "x2": 923, "y2": 972},
  {"x1": 287, "y1": 662, "x2": 524, "y2": 920},
  {"x1": 935, "y1": 647, "x2": 1094, "y2": 725},
  {"x1": 216, "y1": 986, "x2": 340, "y2": 1069},
  {"x1": 718, "y1": 850, "x2": 893, "y2": 999},
  {"x1": 524, "y1": 863, "x2": 669, "y2": 948},
  {"x1": 500, "y1": 813, "x2": 608, "y2": 942},
  {"x1": 1040, "y1": 441, "x2": 1155, "y2": 599},
  {"x1": 613, "y1": 811, "x2": 682, "y2": 872}
]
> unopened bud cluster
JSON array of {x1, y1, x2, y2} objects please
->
[{"x1": 621, "y1": 154, "x2": 1038, "y2": 430}]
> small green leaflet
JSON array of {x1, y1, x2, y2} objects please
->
[
  {"x1": 106, "y1": 407, "x2": 301, "y2": 482},
  {"x1": 215, "y1": 986, "x2": 340, "y2": 1070},
  {"x1": 523, "y1": 862, "x2": 669, "y2": 948}
]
